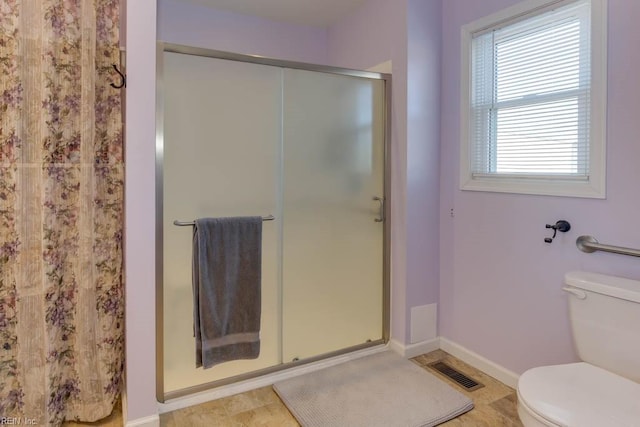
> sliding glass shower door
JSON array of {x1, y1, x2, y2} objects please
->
[
  {"x1": 158, "y1": 45, "x2": 388, "y2": 399},
  {"x1": 282, "y1": 69, "x2": 385, "y2": 361},
  {"x1": 161, "y1": 53, "x2": 282, "y2": 394}
]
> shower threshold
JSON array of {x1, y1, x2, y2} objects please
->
[{"x1": 158, "y1": 340, "x2": 387, "y2": 412}]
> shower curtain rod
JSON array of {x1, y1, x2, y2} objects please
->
[{"x1": 173, "y1": 215, "x2": 275, "y2": 226}]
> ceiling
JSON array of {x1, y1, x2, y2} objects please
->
[{"x1": 173, "y1": 0, "x2": 368, "y2": 27}]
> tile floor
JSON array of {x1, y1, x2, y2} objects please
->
[
  {"x1": 66, "y1": 349, "x2": 524, "y2": 426},
  {"x1": 413, "y1": 350, "x2": 523, "y2": 427}
]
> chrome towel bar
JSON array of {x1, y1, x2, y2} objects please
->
[
  {"x1": 576, "y1": 235, "x2": 640, "y2": 258},
  {"x1": 173, "y1": 215, "x2": 275, "y2": 227}
]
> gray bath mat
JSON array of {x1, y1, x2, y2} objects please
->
[{"x1": 273, "y1": 351, "x2": 473, "y2": 427}]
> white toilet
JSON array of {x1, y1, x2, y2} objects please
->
[{"x1": 517, "y1": 271, "x2": 640, "y2": 427}]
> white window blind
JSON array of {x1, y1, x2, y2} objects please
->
[{"x1": 470, "y1": 0, "x2": 592, "y2": 179}]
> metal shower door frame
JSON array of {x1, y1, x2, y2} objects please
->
[{"x1": 155, "y1": 42, "x2": 391, "y2": 402}]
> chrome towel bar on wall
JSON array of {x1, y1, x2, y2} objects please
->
[
  {"x1": 576, "y1": 235, "x2": 640, "y2": 258},
  {"x1": 173, "y1": 215, "x2": 275, "y2": 227}
]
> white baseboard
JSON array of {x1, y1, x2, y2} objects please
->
[
  {"x1": 439, "y1": 337, "x2": 519, "y2": 388},
  {"x1": 159, "y1": 344, "x2": 387, "y2": 414},
  {"x1": 125, "y1": 414, "x2": 160, "y2": 427},
  {"x1": 389, "y1": 338, "x2": 440, "y2": 358}
]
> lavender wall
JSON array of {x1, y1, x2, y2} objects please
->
[
  {"x1": 125, "y1": 2, "x2": 331, "y2": 424},
  {"x1": 158, "y1": 0, "x2": 441, "y2": 346},
  {"x1": 406, "y1": 0, "x2": 442, "y2": 317},
  {"x1": 327, "y1": 0, "x2": 442, "y2": 344},
  {"x1": 158, "y1": 0, "x2": 328, "y2": 63},
  {"x1": 156, "y1": 0, "x2": 444, "y2": 351},
  {"x1": 439, "y1": 0, "x2": 640, "y2": 374},
  {"x1": 328, "y1": 0, "x2": 411, "y2": 344},
  {"x1": 122, "y1": 3, "x2": 640, "y2": 423},
  {"x1": 327, "y1": 0, "x2": 407, "y2": 70},
  {"x1": 124, "y1": 0, "x2": 158, "y2": 423}
]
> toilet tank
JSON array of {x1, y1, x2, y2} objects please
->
[{"x1": 564, "y1": 271, "x2": 640, "y2": 383}]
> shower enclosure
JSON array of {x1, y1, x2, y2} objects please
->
[{"x1": 156, "y1": 44, "x2": 390, "y2": 401}]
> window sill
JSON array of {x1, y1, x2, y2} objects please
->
[{"x1": 460, "y1": 175, "x2": 605, "y2": 198}]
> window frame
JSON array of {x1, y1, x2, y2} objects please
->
[{"x1": 459, "y1": 0, "x2": 607, "y2": 198}]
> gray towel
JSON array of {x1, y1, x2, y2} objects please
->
[{"x1": 192, "y1": 216, "x2": 262, "y2": 369}]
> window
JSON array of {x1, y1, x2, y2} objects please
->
[{"x1": 460, "y1": 0, "x2": 607, "y2": 198}]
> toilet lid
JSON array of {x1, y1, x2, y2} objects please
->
[{"x1": 518, "y1": 362, "x2": 640, "y2": 427}]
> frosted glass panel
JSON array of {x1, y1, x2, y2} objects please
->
[
  {"x1": 282, "y1": 69, "x2": 385, "y2": 361},
  {"x1": 161, "y1": 51, "x2": 387, "y2": 395},
  {"x1": 162, "y1": 52, "x2": 282, "y2": 393}
]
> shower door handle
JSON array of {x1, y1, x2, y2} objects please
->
[{"x1": 373, "y1": 196, "x2": 385, "y2": 223}]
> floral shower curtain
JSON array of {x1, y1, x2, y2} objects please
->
[{"x1": 0, "y1": 1, "x2": 124, "y2": 425}]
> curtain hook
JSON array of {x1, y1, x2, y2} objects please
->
[{"x1": 111, "y1": 64, "x2": 126, "y2": 89}]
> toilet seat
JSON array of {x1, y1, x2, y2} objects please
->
[
  {"x1": 517, "y1": 392, "x2": 559, "y2": 427},
  {"x1": 517, "y1": 362, "x2": 640, "y2": 427}
]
